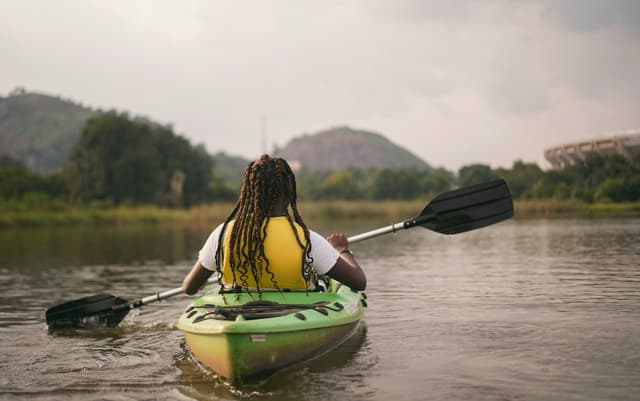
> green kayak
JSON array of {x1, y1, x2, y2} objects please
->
[{"x1": 176, "y1": 281, "x2": 367, "y2": 385}]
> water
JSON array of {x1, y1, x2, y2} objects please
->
[{"x1": 1, "y1": 218, "x2": 639, "y2": 400}]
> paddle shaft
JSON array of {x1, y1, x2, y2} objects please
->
[
  {"x1": 130, "y1": 286, "x2": 185, "y2": 308},
  {"x1": 348, "y1": 213, "x2": 434, "y2": 244},
  {"x1": 127, "y1": 278, "x2": 219, "y2": 309}
]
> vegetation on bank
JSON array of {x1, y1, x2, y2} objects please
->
[{"x1": 1, "y1": 200, "x2": 639, "y2": 228}]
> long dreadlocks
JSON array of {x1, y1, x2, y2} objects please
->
[{"x1": 214, "y1": 155, "x2": 314, "y2": 293}]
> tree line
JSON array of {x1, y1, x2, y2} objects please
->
[
  {"x1": 1, "y1": 112, "x2": 639, "y2": 209},
  {"x1": 292, "y1": 154, "x2": 639, "y2": 202}
]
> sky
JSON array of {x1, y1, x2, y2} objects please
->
[{"x1": 1, "y1": 0, "x2": 639, "y2": 171}]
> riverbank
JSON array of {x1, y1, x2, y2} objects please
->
[
  {"x1": 0, "y1": 200, "x2": 639, "y2": 228},
  {"x1": 514, "y1": 200, "x2": 640, "y2": 218}
]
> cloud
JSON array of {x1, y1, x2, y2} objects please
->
[{"x1": 541, "y1": 0, "x2": 640, "y2": 35}]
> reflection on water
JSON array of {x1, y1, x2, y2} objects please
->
[
  {"x1": 1, "y1": 218, "x2": 639, "y2": 400},
  {"x1": 0, "y1": 224, "x2": 207, "y2": 269}
]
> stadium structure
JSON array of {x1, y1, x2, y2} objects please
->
[{"x1": 544, "y1": 130, "x2": 640, "y2": 170}]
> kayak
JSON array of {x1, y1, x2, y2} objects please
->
[{"x1": 176, "y1": 281, "x2": 366, "y2": 385}]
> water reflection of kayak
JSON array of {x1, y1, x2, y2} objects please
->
[{"x1": 176, "y1": 281, "x2": 367, "y2": 386}]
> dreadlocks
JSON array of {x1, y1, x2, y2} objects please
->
[{"x1": 214, "y1": 155, "x2": 314, "y2": 293}]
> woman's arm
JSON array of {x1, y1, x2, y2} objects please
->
[
  {"x1": 182, "y1": 261, "x2": 214, "y2": 295},
  {"x1": 325, "y1": 233, "x2": 367, "y2": 291},
  {"x1": 184, "y1": 224, "x2": 224, "y2": 295}
]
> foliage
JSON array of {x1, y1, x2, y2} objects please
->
[
  {"x1": 208, "y1": 171, "x2": 239, "y2": 201},
  {"x1": 211, "y1": 151, "x2": 250, "y2": 189},
  {"x1": 457, "y1": 164, "x2": 500, "y2": 188},
  {"x1": 369, "y1": 168, "x2": 421, "y2": 200},
  {"x1": 0, "y1": 156, "x2": 67, "y2": 203},
  {"x1": 420, "y1": 167, "x2": 455, "y2": 196},
  {"x1": 64, "y1": 112, "x2": 214, "y2": 207},
  {"x1": 498, "y1": 161, "x2": 544, "y2": 198},
  {"x1": 320, "y1": 169, "x2": 362, "y2": 200}
]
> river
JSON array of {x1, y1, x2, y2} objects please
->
[{"x1": 1, "y1": 218, "x2": 639, "y2": 400}]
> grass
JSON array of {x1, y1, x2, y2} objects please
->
[
  {"x1": 0, "y1": 205, "x2": 191, "y2": 228},
  {"x1": 1, "y1": 199, "x2": 639, "y2": 228},
  {"x1": 514, "y1": 200, "x2": 640, "y2": 218}
]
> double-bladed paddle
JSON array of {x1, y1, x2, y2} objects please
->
[{"x1": 45, "y1": 179, "x2": 513, "y2": 329}]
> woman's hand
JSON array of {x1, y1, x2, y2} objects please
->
[
  {"x1": 325, "y1": 233, "x2": 366, "y2": 290},
  {"x1": 327, "y1": 233, "x2": 349, "y2": 253}
]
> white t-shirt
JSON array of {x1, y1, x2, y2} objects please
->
[{"x1": 198, "y1": 222, "x2": 340, "y2": 275}]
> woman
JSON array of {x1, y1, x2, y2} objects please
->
[{"x1": 182, "y1": 155, "x2": 366, "y2": 295}]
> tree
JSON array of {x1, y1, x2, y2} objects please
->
[
  {"x1": 457, "y1": 164, "x2": 499, "y2": 188},
  {"x1": 0, "y1": 161, "x2": 37, "y2": 199},
  {"x1": 65, "y1": 112, "x2": 214, "y2": 206},
  {"x1": 0, "y1": 156, "x2": 66, "y2": 203},
  {"x1": 208, "y1": 171, "x2": 238, "y2": 201},
  {"x1": 501, "y1": 160, "x2": 544, "y2": 199},
  {"x1": 419, "y1": 167, "x2": 454, "y2": 197},
  {"x1": 320, "y1": 169, "x2": 362, "y2": 200},
  {"x1": 596, "y1": 177, "x2": 640, "y2": 202},
  {"x1": 369, "y1": 168, "x2": 420, "y2": 200}
]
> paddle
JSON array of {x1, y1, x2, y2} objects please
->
[
  {"x1": 348, "y1": 178, "x2": 513, "y2": 243},
  {"x1": 45, "y1": 179, "x2": 513, "y2": 329},
  {"x1": 45, "y1": 284, "x2": 193, "y2": 329}
]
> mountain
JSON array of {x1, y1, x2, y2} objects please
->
[
  {"x1": 274, "y1": 126, "x2": 429, "y2": 171},
  {"x1": 0, "y1": 89, "x2": 99, "y2": 172}
]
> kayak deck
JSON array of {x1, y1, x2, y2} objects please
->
[{"x1": 177, "y1": 283, "x2": 366, "y2": 385}]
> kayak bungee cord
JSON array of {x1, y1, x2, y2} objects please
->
[{"x1": 186, "y1": 300, "x2": 347, "y2": 323}]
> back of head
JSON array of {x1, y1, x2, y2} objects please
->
[
  {"x1": 239, "y1": 154, "x2": 296, "y2": 215},
  {"x1": 215, "y1": 155, "x2": 312, "y2": 292}
]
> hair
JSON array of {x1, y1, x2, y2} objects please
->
[{"x1": 214, "y1": 155, "x2": 313, "y2": 293}]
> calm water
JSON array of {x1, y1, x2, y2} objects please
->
[{"x1": 1, "y1": 218, "x2": 639, "y2": 401}]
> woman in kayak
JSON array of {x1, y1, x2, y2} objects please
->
[{"x1": 182, "y1": 154, "x2": 366, "y2": 295}]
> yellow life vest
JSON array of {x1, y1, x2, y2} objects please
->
[{"x1": 220, "y1": 217, "x2": 309, "y2": 290}]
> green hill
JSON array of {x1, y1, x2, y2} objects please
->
[
  {"x1": 0, "y1": 89, "x2": 98, "y2": 172},
  {"x1": 274, "y1": 126, "x2": 429, "y2": 171}
]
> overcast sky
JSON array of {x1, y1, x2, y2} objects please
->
[{"x1": 2, "y1": 0, "x2": 639, "y2": 170}]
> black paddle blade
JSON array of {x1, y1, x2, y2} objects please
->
[
  {"x1": 45, "y1": 293, "x2": 130, "y2": 329},
  {"x1": 415, "y1": 179, "x2": 513, "y2": 234}
]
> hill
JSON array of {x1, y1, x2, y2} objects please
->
[
  {"x1": 0, "y1": 89, "x2": 98, "y2": 172},
  {"x1": 274, "y1": 126, "x2": 429, "y2": 171}
]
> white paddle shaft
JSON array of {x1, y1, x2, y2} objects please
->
[{"x1": 347, "y1": 222, "x2": 407, "y2": 244}]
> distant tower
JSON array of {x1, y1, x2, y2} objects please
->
[{"x1": 260, "y1": 116, "x2": 267, "y2": 156}]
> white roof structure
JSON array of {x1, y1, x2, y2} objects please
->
[{"x1": 544, "y1": 131, "x2": 640, "y2": 170}]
